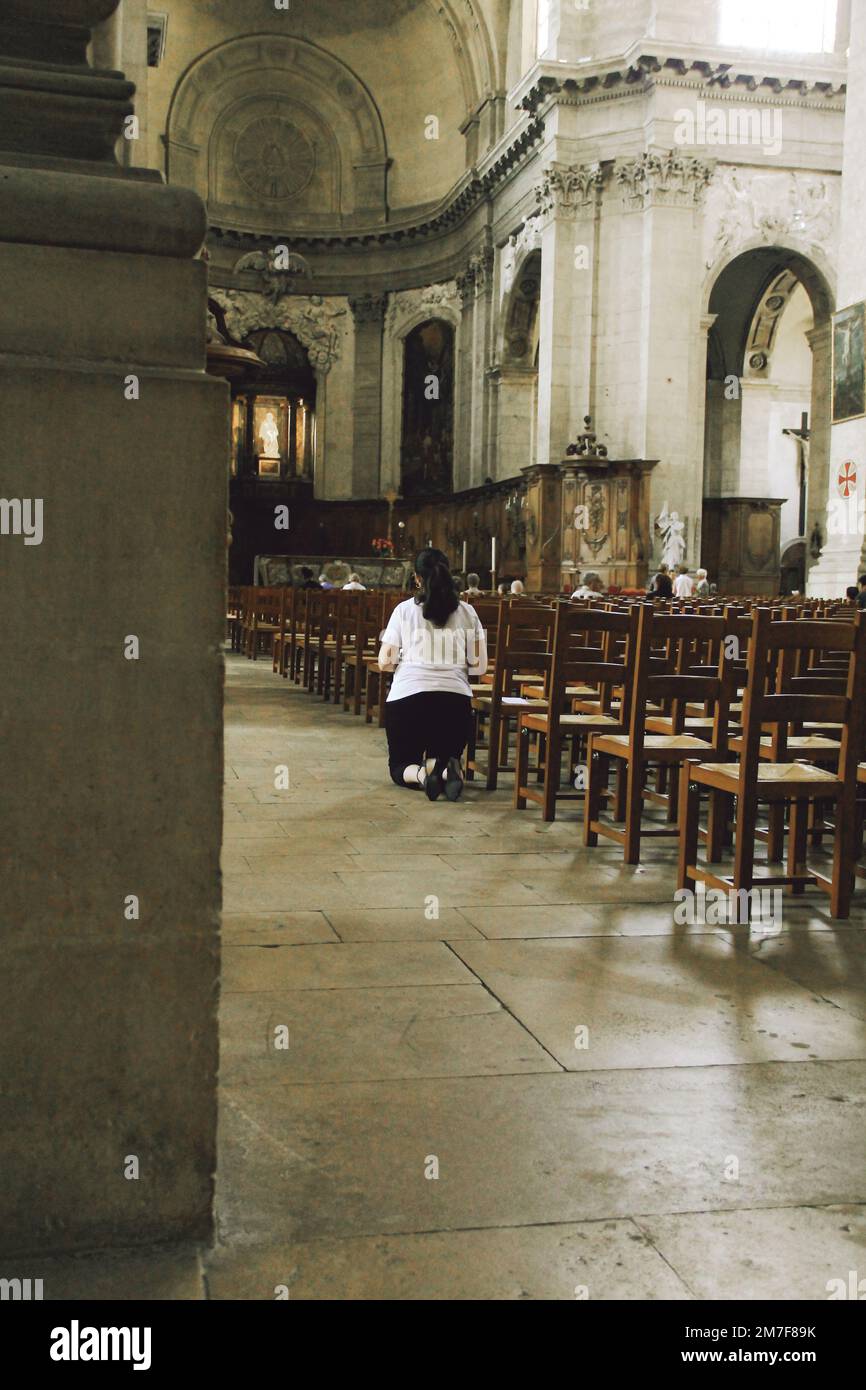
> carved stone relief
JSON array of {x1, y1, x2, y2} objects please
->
[
  {"x1": 703, "y1": 168, "x2": 839, "y2": 269},
  {"x1": 501, "y1": 217, "x2": 542, "y2": 300},
  {"x1": 211, "y1": 289, "x2": 348, "y2": 374},
  {"x1": 385, "y1": 282, "x2": 460, "y2": 336}
]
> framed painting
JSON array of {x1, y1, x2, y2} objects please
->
[{"x1": 832, "y1": 302, "x2": 866, "y2": 424}]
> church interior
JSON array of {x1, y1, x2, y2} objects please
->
[{"x1": 3, "y1": 0, "x2": 866, "y2": 1307}]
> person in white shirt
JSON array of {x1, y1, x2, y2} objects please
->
[
  {"x1": 378, "y1": 548, "x2": 488, "y2": 801},
  {"x1": 672, "y1": 566, "x2": 695, "y2": 599},
  {"x1": 510, "y1": 579, "x2": 525, "y2": 596},
  {"x1": 694, "y1": 567, "x2": 710, "y2": 598},
  {"x1": 570, "y1": 570, "x2": 604, "y2": 599},
  {"x1": 342, "y1": 573, "x2": 366, "y2": 591}
]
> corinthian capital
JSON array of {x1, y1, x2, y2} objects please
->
[
  {"x1": 616, "y1": 151, "x2": 714, "y2": 210},
  {"x1": 535, "y1": 162, "x2": 604, "y2": 223}
]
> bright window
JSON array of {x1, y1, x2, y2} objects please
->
[
  {"x1": 719, "y1": 0, "x2": 837, "y2": 53},
  {"x1": 536, "y1": 0, "x2": 551, "y2": 58}
]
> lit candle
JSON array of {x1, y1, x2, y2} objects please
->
[
  {"x1": 491, "y1": 536, "x2": 497, "y2": 579},
  {"x1": 462, "y1": 540, "x2": 467, "y2": 572}
]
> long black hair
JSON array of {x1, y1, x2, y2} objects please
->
[{"x1": 414, "y1": 548, "x2": 459, "y2": 627}]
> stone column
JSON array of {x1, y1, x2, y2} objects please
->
[
  {"x1": 349, "y1": 294, "x2": 386, "y2": 498},
  {"x1": 455, "y1": 268, "x2": 478, "y2": 492},
  {"x1": 808, "y1": 0, "x2": 866, "y2": 594},
  {"x1": 0, "y1": 1, "x2": 225, "y2": 1255},
  {"x1": 456, "y1": 251, "x2": 497, "y2": 491},
  {"x1": 613, "y1": 151, "x2": 714, "y2": 566},
  {"x1": 534, "y1": 162, "x2": 604, "y2": 470}
]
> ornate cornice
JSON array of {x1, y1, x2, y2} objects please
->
[
  {"x1": 616, "y1": 151, "x2": 714, "y2": 209},
  {"x1": 209, "y1": 117, "x2": 545, "y2": 254},
  {"x1": 519, "y1": 55, "x2": 846, "y2": 116}
]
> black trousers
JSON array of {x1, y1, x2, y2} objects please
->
[{"x1": 385, "y1": 692, "x2": 473, "y2": 787}]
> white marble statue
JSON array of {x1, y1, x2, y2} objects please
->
[
  {"x1": 259, "y1": 410, "x2": 280, "y2": 458},
  {"x1": 656, "y1": 502, "x2": 686, "y2": 569}
]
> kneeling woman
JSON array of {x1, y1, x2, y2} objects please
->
[{"x1": 378, "y1": 549, "x2": 487, "y2": 801}]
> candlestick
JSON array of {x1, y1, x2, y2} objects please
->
[
  {"x1": 461, "y1": 540, "x2": 467, "y2": 573},
  {"x1": 491, "y1": 536, "x2": 497, "y2": 582}
]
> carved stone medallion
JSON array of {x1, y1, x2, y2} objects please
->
[{"x1": 234, "y1": 115, "x2": 316, "y2": 201}]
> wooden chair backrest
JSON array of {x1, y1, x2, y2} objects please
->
[
  {"x1": 629, "y1": 608, "x2": 742, "y2": 756},
  {"x1": 550, "y1": 604, "x2": 640, "y2": 724},
  {"x1": 735, "y1": 609, "x2": 866, "y2": 788},
  {"x1": 492, "y1": 603, "x2": 556, "y2": 698}
]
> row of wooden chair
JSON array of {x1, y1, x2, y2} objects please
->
[{"x1": 233, "y1": 582, "x2": 866, "y2": 920}]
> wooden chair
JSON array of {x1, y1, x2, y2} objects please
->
[
  {"x1": 678, "y1": 608, "x2": 866, "y2": 920},
  {"x1": 466, "y1": 603, "x2": 555, "y2": 789},
  {"x1": 365, "y1": 591, "x2": 406, "y2": 727},
  {"x1": 343, "y1": 591, "x2": 385, "y2": 715},
  {"x1": 514, "y1": 604, "x2": 639, "y2": 821},
  {"x1": 226, "y1": 586, "x2": 243, "y2": 651},
  {"x1": 585, "y1": 608, "x2": 741, "y2": 863},
  {"x1": 243, "y1": 587, "x2": 283, "y2": 661}
]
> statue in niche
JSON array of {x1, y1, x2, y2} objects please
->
[
  {"x1": 259, "y1": 410, "x2": 280, "y2": 458},
  {"x1": 656, "y1": 502, "x2": 686, "y2": 568}
]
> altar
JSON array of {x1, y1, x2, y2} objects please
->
[{"x1": 254, "y1": 554, "x2": 414, "y2": 589}]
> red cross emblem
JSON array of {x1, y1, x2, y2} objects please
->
[{"x1": 837, "y1": 461, "x2": 857, "y2": 498}]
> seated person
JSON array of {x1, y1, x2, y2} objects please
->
[
  {"x1": 846, "y1": 585, "x2": 859, "y2": 602},
  {"x1": 571, "y1": 570, "x2": 604, "y2": 599},
  {"x1": 496, "y1": 582, "x2": 508, "y2": 597},
  {"x1": 342, "y1": 573, "x2": 366, "y2": 591},
  {"x1": 510, "y1": 579, "x2": 526, "y2": 596},
  {"x1": 462, "y1": 572, "x2": 483, "y2": 597},
  {"x1": 858, "y1": 575, "x2": 866, "y2": 610},
  {"x1": 319, "y1": 573, "x2": 335, "y2": 590},
  {"x1": 299, "y1": 566, "x2": 321, "y2": 589},
  {"x1": 673, "y1": 565, "x2": 695, "y2": 599},
  {"x1": 695, "y1": 567, "x2": 710, "y2": 597},
  {"x1": 648, "y1": 562, "x2": 673, "y2": 599}
]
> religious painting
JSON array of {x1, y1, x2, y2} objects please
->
[
  {"x1": 253, "y1": 396, "x2": 289, "y2": 474},
  {"x1": 400, "y1": 319, "x2": 454, "y2": 497},
  {"x1": 832, "y1": 302, "x2": 866, "y2": 424}
]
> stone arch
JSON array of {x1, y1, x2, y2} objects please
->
[
  {"x1": 429, "y1": 0, "x2": 500, "y2": 115},
  {"x1": 701, "y1": 242, "x2": 836, "y2": 592},
  {"x1": 380, "y1": 286, "x2": 462, "y2": 496},
  {"x1": 166, "y1": 33, "x2": 390, "y2": 232},
  {"x1": 499, "y1": 247, "x2": 541, "y2": 367}
]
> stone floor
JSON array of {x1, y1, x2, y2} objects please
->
[{"x1": 20, "y1": 652, "x2": 866, "y2": 1299}]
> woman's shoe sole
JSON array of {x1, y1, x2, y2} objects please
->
[{"x1": 444, "y1": 759, "x2": 464, "y2": 801}]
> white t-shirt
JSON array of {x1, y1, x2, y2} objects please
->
[
  {"x1": 342, "y1": 581, "x2": 366, "y2": 590},
  {"x1": 673, "y1": 574, "x2": 695, "y2": 598},
  {"x1": 381, "y1": 598, "x2": 488, "y2": 701}
]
